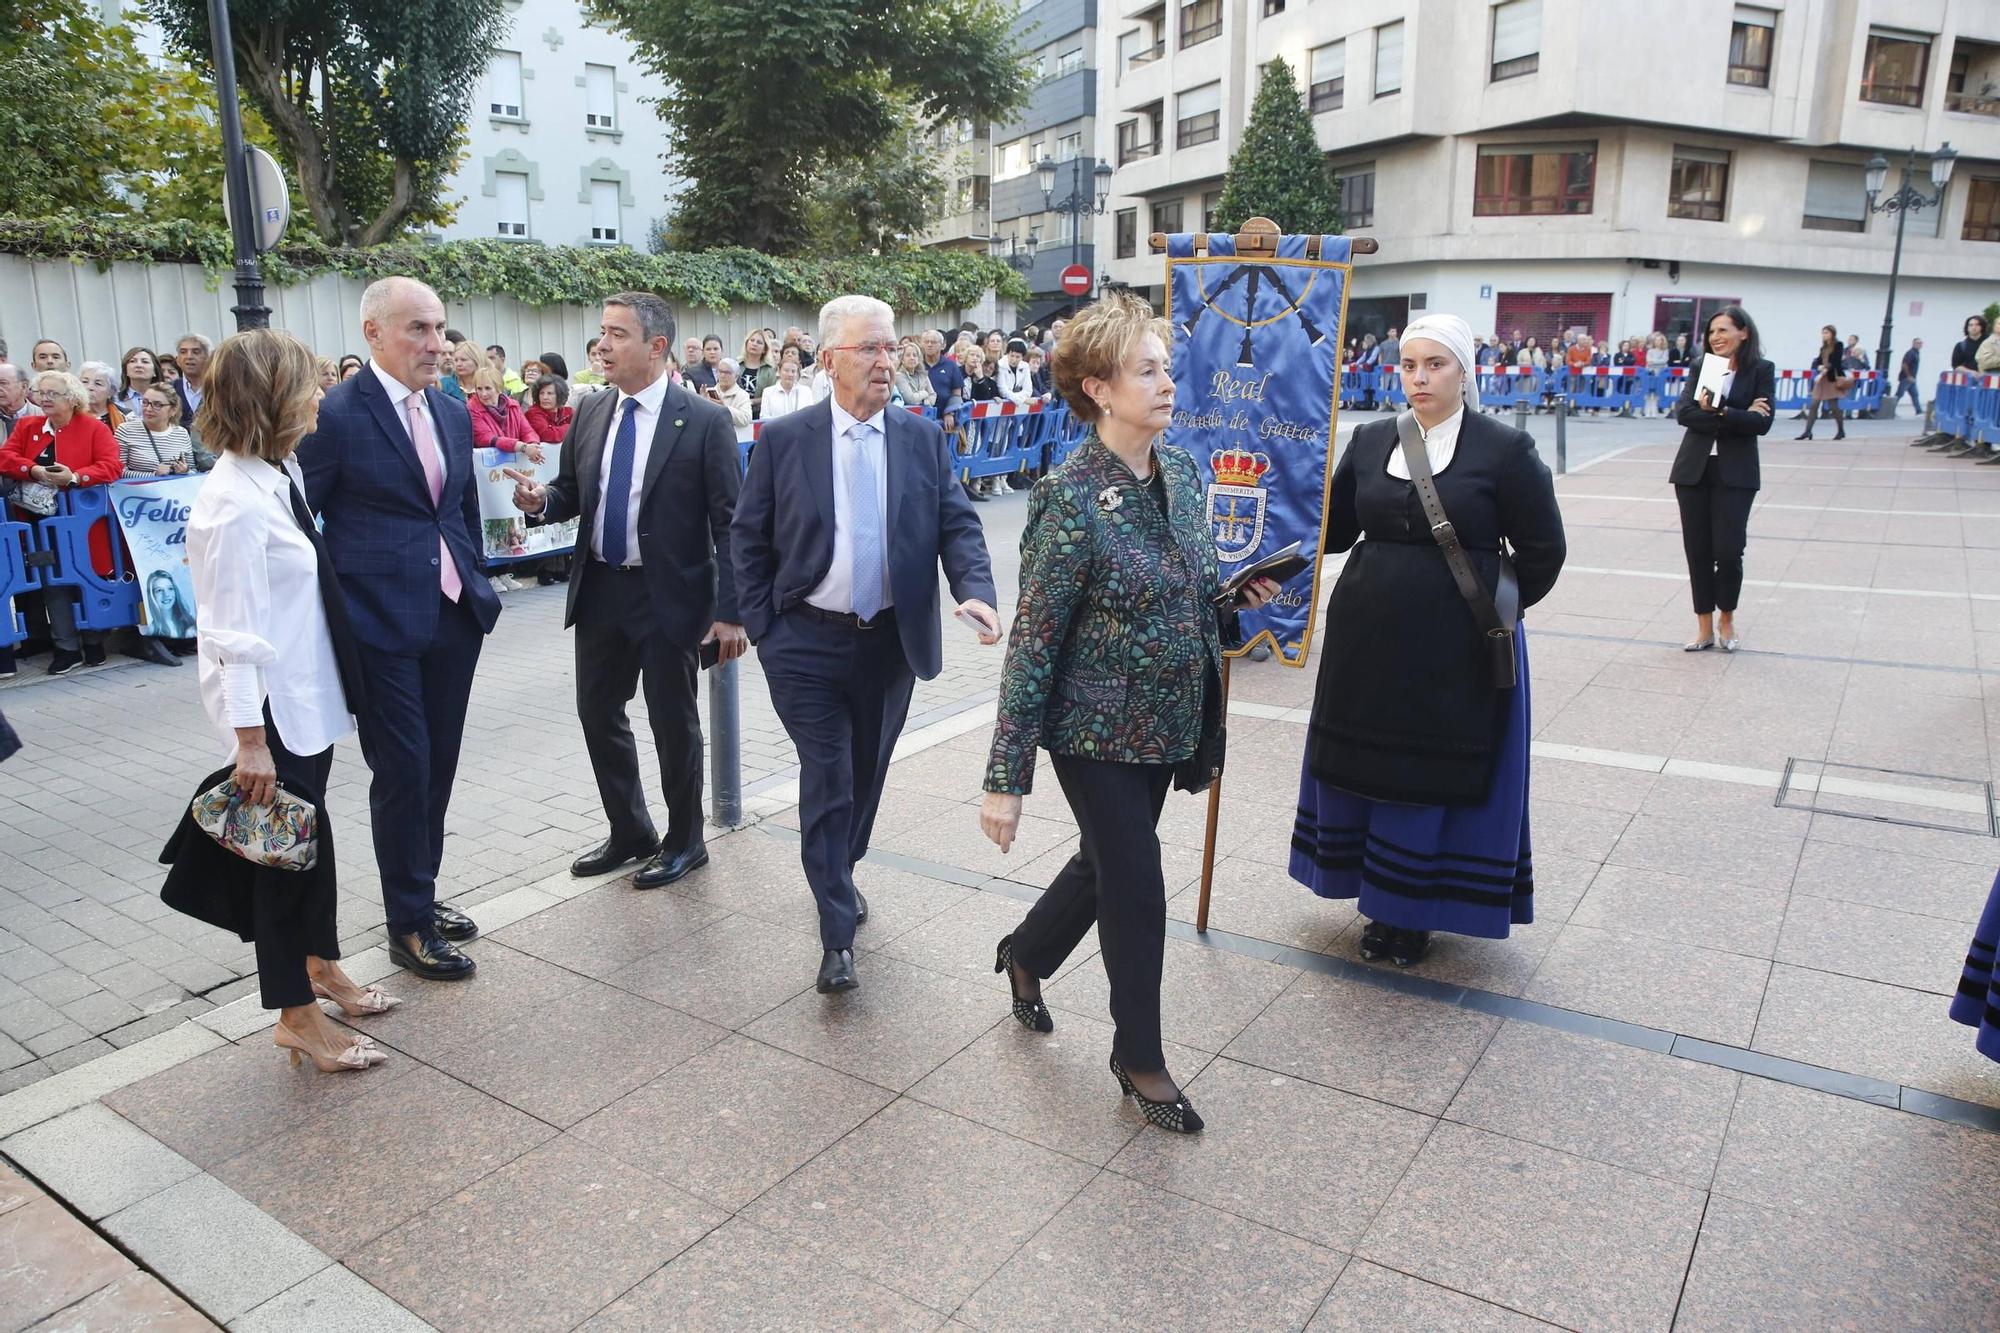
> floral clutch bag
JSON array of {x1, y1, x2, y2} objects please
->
[{"x1": 189, "y1": 778, "x2": 318, "y2": 872}]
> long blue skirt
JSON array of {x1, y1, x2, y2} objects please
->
[
  {"x1": 1948, "y1": 869, "x2": 2000, "y2": 1064},
  {"x1": 1289, "y1": 629, "x2": 1533, "y2": 939}
]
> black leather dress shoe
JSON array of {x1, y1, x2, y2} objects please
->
[
  {"x1": 389, "y1": 926, "x2": 476, "y2": 981},
  {"x1": 633, "y1": 842, "x2": 708, "y2": 889},
  {"x1": 433, "y1": 902, "x2": 479, "y2": 943},
  {"x1": 855, "y1": 891, "x2": 869, "y2": 925},
  {"x1": 817, "y1": 948, "x2": 857, "y2": 993},
  {"x1": 571, "y1": 836, "x2": 659, "y2": 878}
]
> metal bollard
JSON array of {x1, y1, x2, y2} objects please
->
[
  {"x1": 1514, "y1": 403, "x2": 1529, "y2": 435},
  {"x1": 708, "y1": 657, "x2": 743, "y2": 828},
  {"x1": 1554, "y1": 399, "x2": 1568, "y2": 475}
]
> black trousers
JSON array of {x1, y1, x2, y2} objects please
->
[
  {"x1": 574, "y1": 562, "x2": 704, "y2": 854},
  {"x1": 761, "y1": 608, "x2": 915, "y2": 950},
  {"x1": 255, "y1": 708, "x2": 338, "y2": 1009},
  {"x1": 1675, "y1": 460, "x2": 1757, "y2": 616},
  {"x1": 353, "y1": 593, "x2": 483, "y2": 934},
  {"x1": 1010, "y1": 754, "x2": 1173, "y2": 1073}
]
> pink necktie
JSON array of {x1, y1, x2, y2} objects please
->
[{"x1": 406, "y1": 392, "x2": 462, "y2": 603}]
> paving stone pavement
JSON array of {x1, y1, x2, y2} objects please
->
[{"x1": 5, "y1": 414, "x2": 2000, "y2": 1328}]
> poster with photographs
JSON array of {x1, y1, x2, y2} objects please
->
[{"x1": 473, "y1": 443, "x2": 577, "y2": 561}]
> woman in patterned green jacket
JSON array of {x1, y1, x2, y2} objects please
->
[{"x1": 979, "y1": 293, "x2": 1277, "y2": 1135}]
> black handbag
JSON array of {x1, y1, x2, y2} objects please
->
[{"x1": 1395, "y1": 412, "x2": 1519, "y2": 689}]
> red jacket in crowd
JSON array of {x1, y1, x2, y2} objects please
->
[
  {"x1": 469, "y1": 395, "x2": 542, "y2": 452},
  {"x1": 524, "y1": 403, "x2": 573, "y2": 443},
  {"x1": 0, "y1": 412, "x2": 124, "y2": 575}
]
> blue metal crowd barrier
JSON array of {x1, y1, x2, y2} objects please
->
[
  {"x1": 35, "y1": 488, "x2": 140, "y2": 630},
  {"x1": 0, "y1": 487, "x2": 143, "y2": 639},
  {"x1": 1342, "y1": 363, "x2": 1884, "y2": 416},
  {"x1": 0, "y1": 512, "x2": 36, "y2": 648}
]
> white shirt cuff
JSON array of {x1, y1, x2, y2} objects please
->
[{"x1": 219, "y1": 663, "x2": 265, "y2": 728}]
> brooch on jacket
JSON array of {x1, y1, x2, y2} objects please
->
[{"x1": 1096, "y1": 485, "x2": 1123, "y2": 513}]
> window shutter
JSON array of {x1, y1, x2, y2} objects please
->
[
  {"x1": 1803, "y1": 161, "x2": 1865, "y2": 223},
  {"x1": 1491, "y1": 0, "x2": 1542, "y2": 65}
]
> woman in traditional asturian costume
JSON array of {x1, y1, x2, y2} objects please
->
[{"x1": 1292, "y1": 313, "x2": 1566, "y2": 966}]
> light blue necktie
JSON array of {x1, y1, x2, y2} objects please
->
[{"x1": 847, "y1": 422, "x2": 885, "y2": 621}]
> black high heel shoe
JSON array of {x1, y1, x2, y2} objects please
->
[
  {"x1": 1109, "y1": 1055, "x2": 1204, "y2": 1134},
  {"x1": 995, "y1": 935, "x2": 1054, "y2": 1033}
]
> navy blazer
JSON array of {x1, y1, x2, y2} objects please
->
[
  {"x1": 296, "y1": 364, "x2": 501, "y2": 656},
  {"x1": 538, "y1": 378, "x2": 740, "y2": 645},
  {"x1": 1669, "y1": 357, "x2": 1775, "y2": 491},
  {"x1": 732, "y1": 399, "x2": 996, "y2": 681}
]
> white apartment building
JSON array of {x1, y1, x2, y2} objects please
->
[
  {"x1": 1095, "y1": 0, "x2": 2000, "y2": 365},
  {"x1": 444, "y1": 0, "x2": 678, "y2": 248}
]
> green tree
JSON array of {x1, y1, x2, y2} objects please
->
[
  {"x1": 148, "y1": 0, "x2": 504, "y2": 245},
  {"x1": 1212, "y1": 58, "x2": 1341, "y2": 237},
  {"x1": 590, "y1": 0, "x2": 1032, "y2": 254},
  {"x1": 803, "y1": 105, "x2": 947, "y2": 254},
  {"x1": 109, "y1": 59, "x2": 306, "y2": 229},
  {"x1": 0, "y1": 3, "x2": 138, "y2": 216}
]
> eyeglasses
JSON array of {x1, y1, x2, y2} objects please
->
[{"x1": 828, "y1": 342, "x2": 900, "y2": 361}]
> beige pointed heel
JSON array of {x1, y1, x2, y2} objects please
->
[
  {"x1": 274, "y1": 1027, "x2": 388, "y2": 1072},
  {"x1": 311, "y1": 979, "x2": 403, "y2": 1017}
]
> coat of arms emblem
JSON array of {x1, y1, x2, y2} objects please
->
[{"x1": 1206, "y1": 446, "x2": 1271, "y2": 563}]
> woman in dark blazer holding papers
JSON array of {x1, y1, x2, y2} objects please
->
[{"x1": 1671, "y1": 305, "x2": 1774, "y2": 654}]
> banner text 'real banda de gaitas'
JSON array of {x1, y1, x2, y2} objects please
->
[{"x1": 1163, "y1": 231, "x2": 1352, "y2": 667}]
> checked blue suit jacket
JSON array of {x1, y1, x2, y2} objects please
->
[{"x1": 297, "y1": 364, "x2": 501, "y2": 656}]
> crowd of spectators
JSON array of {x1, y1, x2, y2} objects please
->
[
  {"x1": 0, "y1": 315, "x2": 1076, "y2": 663},
  {"x1": 1338, "y1": 322, "x2": 1904, "y2": 418}
]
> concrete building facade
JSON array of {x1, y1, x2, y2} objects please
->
[
  {"x1": 444, "y1": 0, "x2": 678, "y2": 249},
  {"x1": 1093, "y1": 0, "x2": 2000, "y2": 367},
  {"x1": 989, "y1": 0, "x2": 1108, "y2": 325}
]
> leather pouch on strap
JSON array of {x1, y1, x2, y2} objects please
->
[{"x1": 1394, "y1": 411, "x2": 1519, "y2": 689}]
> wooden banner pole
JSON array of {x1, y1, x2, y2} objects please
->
[{"x1": 1195, "y1": 656, "x2": 1231, "y2": 934}]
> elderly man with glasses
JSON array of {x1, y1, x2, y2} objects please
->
[{"x1": 732, "y1": 294, "x2": 1000, "y2": 994}]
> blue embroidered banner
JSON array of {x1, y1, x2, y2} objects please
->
[{"x1": 1163, "y1": 231, "x2": 1352, "y2": 667}]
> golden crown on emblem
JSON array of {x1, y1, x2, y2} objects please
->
[{"x1": 1210, "y1": 447, "x2": 1272, "y2": 487}]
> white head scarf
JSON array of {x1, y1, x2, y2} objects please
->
[{"x1": 1399, "y1": 313, "x2": 1483, "y2": 412}]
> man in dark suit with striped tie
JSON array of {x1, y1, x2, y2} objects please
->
[
  {"x1": 507, "y1": 292, "x2": 744, "y2": 889},
  {"x1": 298, "y1": 277, "x2": 502, "y2": 980}
]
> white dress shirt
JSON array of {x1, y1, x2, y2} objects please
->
[
  {"x1": 761, "y1": 381, "x2": 814, "y2": 421},
  {"x1": 806, "y1": 398, "x2": 892, "y2": 614},
  {"x1": 590, "y1": 371, "x2": 670, "y2": 565},
  {"x1": 1708, "y1": 367, "x2": 1737, "y2": 456},
  {"x1": 1386, "y1": 404, "x2": 1464, "y2": 480},
  {"x1": 187, "y1": 451, "x2": 353, "y2": 757},
  {"x1": 369, "y1": 361, "x2": 440, "y2": 452}
]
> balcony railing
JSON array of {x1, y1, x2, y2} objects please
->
[
  {"x1": 1128, "y1": 43, "x2": 1164, "y2": 67},
  {"x1": 1946, "y1": 88, "x2": 2000, "y2": 118}
]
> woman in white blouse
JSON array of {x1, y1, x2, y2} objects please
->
[
  {"x1": 114, "y1": 386, "x2": 194, "y2": 475},
  {"x1": 186, "y1": 329, "x2": 392, "y2": 1075},
  {"x1": 759, "y1": 350, "x2": 816, "y2": 421}
]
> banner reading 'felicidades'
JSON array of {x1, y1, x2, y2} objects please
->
[{"x1": 1163, "y1": 231, "x2": 1351, "y2": 667}]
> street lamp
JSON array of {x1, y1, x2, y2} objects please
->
[
  {"x1": 1864, "y1": 141, "x2": 1957, "y2": 411},
  {"x1": 990, "y1": 231, "x2": 1039, "y2": 272},
  {"x1": 1037, "y1": 156, "x2": 1115, "y2": 267}
]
